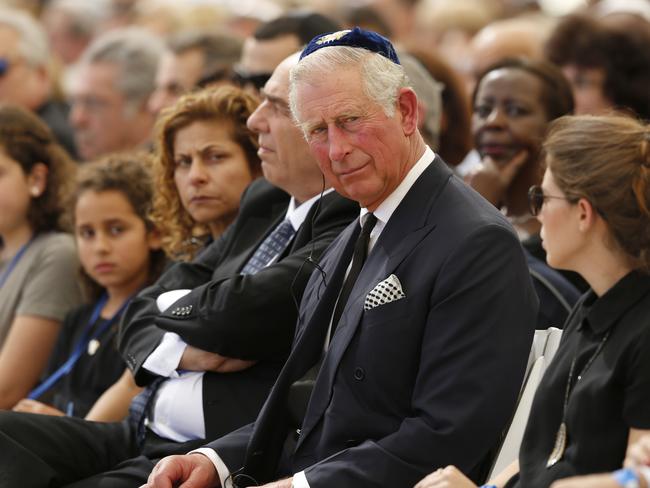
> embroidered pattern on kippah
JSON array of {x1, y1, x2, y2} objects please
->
[{"x1": 316, "y1": 30, "x2": 351, "y2": 45}]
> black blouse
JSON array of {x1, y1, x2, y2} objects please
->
[
  {"x1": 43, "y1": 303, "x2": 125, "y2": 417},
  {"x1": 506, "y1": 270, "x2": 650, "y2": 488}
]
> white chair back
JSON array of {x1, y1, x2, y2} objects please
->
[{"x1": 488, "y1": 327, "x2": 563, "y2": 479}]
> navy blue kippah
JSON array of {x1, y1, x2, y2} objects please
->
[{"x1": 299, "y1": 27, "x2": 400, "y2": 65}]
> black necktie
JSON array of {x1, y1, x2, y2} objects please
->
[
  {"x1": 286, "y1": 213, "x2": 377, "y2": 429},
  {"x1": 330, "y1": 213, "x2": 378, "y2": 338}
]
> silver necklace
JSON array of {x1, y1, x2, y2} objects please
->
[{"x1": 546, "y1": 329, "x2": 612, "y2": 468}]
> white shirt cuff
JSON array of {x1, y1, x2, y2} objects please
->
[
  {"x1": 142, "y1": 332, "x2": 186, "y2": 377},
  {"x1": 190, "y1": 448, "x2": 233, "y2": 488},
  {"x1": 292, "y1": 470, "x2": 310, "y2": 488}
]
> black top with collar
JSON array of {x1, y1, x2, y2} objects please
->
[{"x1": 508, "y1": 270, "x2": 650, "y2": 488}]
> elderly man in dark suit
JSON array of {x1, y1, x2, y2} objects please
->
[
  {"x1": 143, "y1": 28, "x2": 538, "y2": 488},
  {"x1": 0, "y1": 55, "x2": 358, "y2": 487}
]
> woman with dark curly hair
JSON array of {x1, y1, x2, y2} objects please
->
[
  {"x1": 0, "y1": 104, "x2": 83, "y2": 409},
  {"x1": 152, "y1": 84, "x2": 262, "y2": 260}
]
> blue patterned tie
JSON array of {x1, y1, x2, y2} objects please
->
[
  {"x1": 128, "y1": 376, "x2": 165, "y2": 447},
  {"x1": 240, "y1": 219, "x2": 296, "y2": 275}
]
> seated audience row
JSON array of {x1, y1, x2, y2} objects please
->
[
  {"x1": 416, "y1": 114, "x2": 650, "y2": 488},
  {"x1": 0, "y1": 13, "x2": 647, "y2": 488}
]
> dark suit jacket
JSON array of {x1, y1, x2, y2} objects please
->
[
  {"x1": 118, "y1": 179, "x2": 358, "y2": 440},
  {"x1": 207, "y1": 158, "x2": 538, "y2": 486}
]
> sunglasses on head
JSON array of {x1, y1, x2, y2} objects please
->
[{"x1": 527, "y1": 185, "x2": 578, "y2": 216}]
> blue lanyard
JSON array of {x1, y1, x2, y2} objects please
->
[
  {"x1": 0, "y1": 237, "x2": 34, "y2": 289},
  {"x1": 28, "y1": 293, "x2": 133, "y2": 400}
]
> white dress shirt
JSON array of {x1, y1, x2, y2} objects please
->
[
  {"x1": 142, "y1": 191, "x2": 330, "y2": 442},
  {"x1": 198, "y1": 147, "x2": 436, "y2": 488}
]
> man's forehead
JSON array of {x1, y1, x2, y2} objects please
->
[{"x1": 262, "y1": 62, "x2": 292, "y2": 101}]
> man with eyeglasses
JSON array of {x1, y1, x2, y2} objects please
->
[
  {"x1": 0, "y1": 7, "x2": 77, "y2": 158},
  {"x1": 232, "y1": 11, "x2": 340, "y2": 94}
]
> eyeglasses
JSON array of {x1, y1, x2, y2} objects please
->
[{"x1": 527, "y1": 185, "x2": 577, "y2": 216}]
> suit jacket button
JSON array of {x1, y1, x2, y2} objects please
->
[{"x1": 353, "y1": 367, "x2": 365, "y2": 381}]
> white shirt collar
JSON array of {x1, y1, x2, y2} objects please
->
[
  {"x1": 359, "y1": 146, "x2": 435, "y2": 246},
  {"x1": 285, "y1": 187, "x2": 335, "y2": 231}
]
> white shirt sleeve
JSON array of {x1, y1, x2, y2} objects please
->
[
  {"x1": 141, "y1": 332, "x2": 186, "y2": 377},
  {"x1": 141, "y1": 289, "x2": 193, "y2": 377},
  {"x1": 292, "y1": 471, "x2": 310, "y2": 488},
  {"x1": 190, "y1": 448, "x2": 234, "y2": 488}
]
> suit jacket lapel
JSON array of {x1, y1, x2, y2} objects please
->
[{"x1": 297, "y1": 158, "x2": 452, "y2": 446}]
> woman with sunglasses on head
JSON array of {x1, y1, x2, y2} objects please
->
[{"x1": 414, "y1": 114, "x2": 650, "y2": 488}]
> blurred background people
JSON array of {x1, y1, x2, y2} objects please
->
[
  {"x1": 468, "y1": 57, "x2": 583, "y2": 323},
  {"x1": 233, "y1": 11, "x2": 340, "y2": 93},
  {"x1": 544, "y1": 11, "x2": 650, "y2": 120},
  {"x1": 0, "y1": 7, "x2": 77, "y2": 157},
  {"x1": 0, "y1": 105, "x2": 82, "y2": 410},
  {"x1": 68, "y1": 27, "x2": 164, "y2": 161},
  {"x1": 147, "y1": 30, "x2": 243, "y2": 116},
  {"x1": 40, "y1": 0, "x2": 110, "y2": 68},
  {"x1": 407, "y1": 47, "x2": 473, "y2": 167}
]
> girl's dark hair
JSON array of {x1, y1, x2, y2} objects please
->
[
  {"x1": 0, "y1": 104, "x2": 75, "y2": 233},
  {"x1": 68, "y1": 153, "x2": 166, "y2": 300},
  {"x1": 544, "y1": 114, "x2": 650, "y2": 273}
]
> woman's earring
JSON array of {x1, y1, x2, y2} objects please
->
[{"x1": 31, "y1": 187, "x2": 40, "y2": 197}]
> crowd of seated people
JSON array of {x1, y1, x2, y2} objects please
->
[{"x1": 0, "y1": 2, "x2": 648, "y2": 487}]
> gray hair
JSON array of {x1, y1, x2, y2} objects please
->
[
  {"x1": 44, "y1": 0, "x2": 109, "y2": 39},
  {"x1": 398, "y1": 50, "x2": 443, "y2": 149},
  {"x1": 79, "y1": 27, "x2": 165, "y2": 108},
  {"x1": 289, "y1": 46, "x2": 410, "y2": 127},
  {"x1": 0, "y1": 7, "x2": 49, "y2": 68}
]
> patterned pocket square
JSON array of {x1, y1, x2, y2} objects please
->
[{"x1": 364, "y1": 274, "x2": 406, "y2": 310}]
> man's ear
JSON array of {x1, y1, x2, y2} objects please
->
[
  {"x1": 397, "y1": 87, "x2": 419, "y2": 136},
  {"x1": 27, "y1": 163, "x2": 48, "y2": 197}
]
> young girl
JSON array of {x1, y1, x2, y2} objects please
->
[
  {"x1": 0, "y1": 105, "x2": 82, "y2": 409},
  {"x1": 13, "y1": 154, "x2": 166, "y2": 418}
]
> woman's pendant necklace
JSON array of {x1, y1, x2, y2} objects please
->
[
  {"x1": 546, "y1": 422, "x2": 567, "y2": 467},
  {"x1": 545, "y1": 329, "x2": 611, "y2": 469}
]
